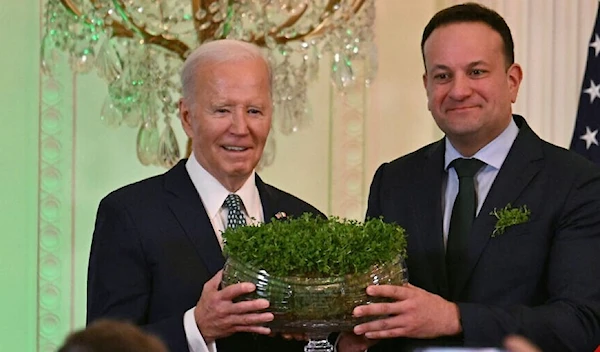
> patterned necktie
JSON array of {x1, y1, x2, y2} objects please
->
[
  {"x1": 446, "y1": 158, "x2": 485, "y2": 290},
  {"x1": 223, "y1": 194, "x2": 247, "y2": 229}
]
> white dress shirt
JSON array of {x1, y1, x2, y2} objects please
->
[
  {"x1": 441, "y1": 119, "x2": 519, "y2": 247},
  {"x1": 182, "y1": 153, "x2": 264, "y2": 352}
]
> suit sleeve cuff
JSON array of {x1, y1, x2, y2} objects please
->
[{"x1": 184, "y1": 307, "x2": 217, "y2": 352}]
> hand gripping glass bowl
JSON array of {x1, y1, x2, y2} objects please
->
[{"x1": 221, "y1": 255, "x2": 408, "y2": 352}]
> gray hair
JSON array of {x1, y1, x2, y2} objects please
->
[{"x1": 180, "y1": 39, "x2": 273, "y2": 102}]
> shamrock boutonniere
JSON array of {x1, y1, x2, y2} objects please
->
[{"x1": 489, "y1": 203, "x2": 531, "y2": 237}]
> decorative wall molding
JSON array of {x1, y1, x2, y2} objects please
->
[
  {"x1": 38, "y1": 0, "x2": 76, "y2": 346},
  {"x1": 38, "y1": 67, "x2": 74, "y2": 352},
  {"x1": 328, "y1": 80, "x2": 368, "y2": 219}
]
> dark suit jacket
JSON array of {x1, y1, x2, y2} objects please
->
[
  {"x1": 87, "y1": 160, "x2": 324, "y2": 352},
  {"x1": 365, "y1": 116, "x2": 600, "y2": 351}
]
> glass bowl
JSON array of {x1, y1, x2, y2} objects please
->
[{"x1": 221, "y1": 255, "x2": 409, "y2": 336}]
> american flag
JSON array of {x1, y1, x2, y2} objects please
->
[{"x1": 570, "y1": 1, "x2": 600, "y2": 163}]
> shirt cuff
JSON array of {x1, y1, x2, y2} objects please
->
[{"x1": 184, "y1": 307, "x2": 217, "y2": 352}]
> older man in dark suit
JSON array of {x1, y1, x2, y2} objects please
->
[
  {"x1": 337, "y1": 3, "x2": 600, "y2": 352},
  {"x1": 87, "y1": 39, "x2": 322, "y2": 352}
]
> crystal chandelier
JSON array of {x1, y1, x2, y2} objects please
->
[{"x1": 41, "y1": 0, "x2": 377, "y2": 168}]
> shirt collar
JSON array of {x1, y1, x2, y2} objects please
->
[
  {"x1": 444, "y1": 117, "x2": 519, "y2": 171},
  {"x1": 185, "y1": 153, "x2": 258, "y2": 220}
]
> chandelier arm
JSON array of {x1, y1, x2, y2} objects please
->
[
  {"x1": 60, "y1": 0, "x2": 134, "y2": 38},
  {"x1": 351, "y1": 0, "x2": 366, "y2": 13},
  {"x1": 84, "y1": 0, "x2": 132, "y2": 38},
  {"x1": 59, "y1": 0, "x2": 189, "y2": 59},
  {"x1": 107, "y1": 21, "x2": 135, "y2": 38},
  {"x1": 60, "y1": 0, "x2": 83, "y2": 16},
  {"x1": 252, "y1": 2, "x2": 308, "y2": 45},
  {"x1": 193, "y1": 0, "x2": 227, "y2": 43},
  {"x1": 253, "y1": 0, "x2": 366, "y2": 47},
  {"x1": 271, "y1": 3, "x2": 309, "y2": 37},
  {"x1": 302, "y1": 0, "x2": 365, "y2": 39},
  {"x1": 142, "y1": 35, "x2": 190, "y2": 60},
  {"x1": 253, "y1": 0, "x2": 336, "y2": 46},
  {"x1": 110, "y1": 0, "x2": 146, "y2": 38},
  {"x1": 191, "y1": 0, "x2": 202, "y2": 39},
  {"x1": 113, "y1": 0, "x2": 191, "y2": 59}
]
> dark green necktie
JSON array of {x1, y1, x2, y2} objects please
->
[
  {"x1": 447, "y1": 158, "x2": 485, "y2": 289},
  {"x1": 223, "y1": 194, "x2": 247, "y2": 229}
]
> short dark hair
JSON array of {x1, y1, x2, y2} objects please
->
[
  {"x1": 421, "y1": 2, "x2": 515, "y2": 70},
  {"x1": 57, "y1": 320, "x2": 168, "y2": 352}
]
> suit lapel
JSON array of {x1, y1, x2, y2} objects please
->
[
  {"x1": 412, "y1": 140, "x2": 451, "y2": 298},
  {"x1": 451, "y1": 116, "x2": 545, "y2": 298},
  {"x1": 164, "y1": 160, "x2": 225, "y2": 277},
  {"x1": 256, "y1": 175, "x2": 278, "y2": 224}
]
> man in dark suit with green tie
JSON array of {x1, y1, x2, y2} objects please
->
[{"x1": 337, "y1": 3, "x2": 600, "y2": 352}]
